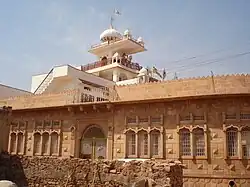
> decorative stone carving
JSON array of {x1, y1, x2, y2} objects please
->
[
  {"x1": 213, "y1": 165, "x2": 219, "y2": 170},
  {"x1": 116, "y1": 149, "x2": 121, "y2": 153},
  {"x1": 167, "y1": 149, "x2": 173, "y2": 154},
  {"x1": 229, "y1": 164, "x2": 235, "y2": 171},
  {"x1": 212, "y1": 132, "x2": 217, "y2": 138},
  {"x1": 197, "y1": 164, "x2": 203, "y2": 169},
  {"x1": 64, "y1": 136, "x2": 68, "y2": 140},
  {"x1": 167, "y1": 134, "x2": 173, "y2": 139},
  {"x1": 213, "y1": 149, "x2": 218, "y2": 154}
]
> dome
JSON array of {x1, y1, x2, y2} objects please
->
[
  {"x1": 100, "y1": 28, "x2": 122, "y2": 42},
  {"x1": 137, "y1": 36, "x2": 144, "y2": 44},
  {"x1": 124, "y1": 29, "x2": 131, "y2": 36}
]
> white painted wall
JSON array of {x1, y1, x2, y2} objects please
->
[{"x1": 31, "y1": 73, "x2": 48, "y2": 93}]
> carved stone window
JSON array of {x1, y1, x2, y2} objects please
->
[
  {"x1": 126, "y1": 117, "x2": 136, "y2": 125},
  {"x1": 17, "y1": 133, "x2": 24, "y2": 154},
  {"x1": 10, "y1": 133, "x2": 16, "y2": 153},
  {"x1": 226, "y1": 127, "x2": 238, "y2": 157},
  {"x1": 179, "y1": 128, "x2": 191, "y2": 156},
  {"x1": 151, "y1": 130, "x2": 160, "y2": 157},
  {"x1": 126, "y1": 131, "x2": 136, "y2": 157},
  {"x1": 151, "y1": 117, "x2": 161, "y2": 123},
  {"x1": 138, "y1": 130, "x2": 148, "y2": 157},
  {"x1": 42, "y1": 132, "x2": 49, "y2": 155},
  {"x1": 193, "y1": 128, "x2": 205, "y2": 156},
  {"x1": 241, "y1": 128, "x2": 250, "y2": 158},
  {"x1": 34, "y1": 132, "x2": 41, "y2": 155},
  {"x1": 51, "y1": 132, "x2": 59, "y2": 155}
]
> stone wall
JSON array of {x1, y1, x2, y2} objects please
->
[
  {"x1": 115, "y1": 74, "x2": 250, "y2": 101},
  {"x1": 0, "y1": 153, "x2": 183, "y2": 187}
]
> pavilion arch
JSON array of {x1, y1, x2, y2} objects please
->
[{"x1": 80, "y1": 124, "x2": 107, "y2": 159}]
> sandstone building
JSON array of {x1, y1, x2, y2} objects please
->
[{"x1": 1, "y1": 19, "x2": 250, "y2": 187}]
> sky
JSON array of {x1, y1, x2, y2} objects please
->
[{"x1": 0, "y1": 0, "x2": 250, "y2": 91}]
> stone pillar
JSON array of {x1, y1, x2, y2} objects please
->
[
  {"x1": 238, "y1": 130, "x2": 242, "y2": 159},
  {"x1": 107, "y1": 117, "x2": 114, "y2": 160},
  {"x1": 147, "y1": 127, "x2": 151, "y2": 157},
  {"x1": 112, "y1": 70, "x2": 120, "y2": 82},
  {"x1": 190, "y1": 128, "x2": 194, "y2": 156},
  {"x1": 7, "y1": 133, "x2": 11, "y2": 153},
  {"x1": 48, "y1": 133, "x2": 52, "y2": 155},
  {"x1": 15, "y1": 133, "x2": 19, "y2": 155}
]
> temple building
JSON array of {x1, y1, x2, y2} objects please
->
[{"x1": 1, "y1": 20, "x2": 250, "y2": 187}]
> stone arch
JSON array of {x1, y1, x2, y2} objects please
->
[
  {"x1": 10, "y1": 132, "x2": 16, "y2": 153},
  {"x1": 82, "y1": 124, "x2": 106, "y2": 139},
  {"x1": 16, "y1": 132, "x2": 24, "y2": 154},
  {"x1": 138, "y1": 129, "x2": 148, "y2": 157},
  {"x1": 150, "y1": 129, "x2": 161, "y2": 157},
  {"x1": 51, "y1": 132, "x2": 59, "y2": 155},
  {"x1": 42, "y1": 132, "x2": 49, "y2": 155},
  {"x1": 33, "y1": 132, "x2": 41, "y2": 155},
  {"x1": 80, "y1": 125, "x2": 106, "y2": 159}
]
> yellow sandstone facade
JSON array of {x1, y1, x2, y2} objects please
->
[{"x1": 2, "y1": 74, "x2": 250, "y2": 186}]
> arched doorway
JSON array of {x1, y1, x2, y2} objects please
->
[{"x1": 80, "y1": 125, "x2": 106, "y2": 159}]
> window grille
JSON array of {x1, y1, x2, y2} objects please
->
[
  {"x1": 151, "y1": 131, "x2": 160, "y2": 156},
  {"x1": 241, "y1": 129, "x2": 250, "y2": 158},
  {"x1": 138, "y1": 132, "x2": 148, "y2": 157},
  {"x1": 139, "y1": 117, "x2": 148, "y2": 123},
  {"x1": 127, "y1": 132, "x2": 136, "y2": 156},
  {"x1": 127, "y1": 117, "x2": 136, "y2": 124},
  {"x1": 225, "y1": 114, "x2": 236, "y2": 120},
  {"x1": 193, "y1": 115, "x2": 205, "y2": 121},
  {"x1": 240, "y1": 113, "x2": 250, "y2": 120},
  {"x1": 181, "y1": 115, "x2": 191, "y2": 121},
  {"x1": 180, "y1": 129, "x2": 191, "y2": 156},
  {"x1": 227, "y1": 129, "x2": 238, "y2": 156},
  {"x1": 193, "y1": 128, "x2": 205, "y2": 156},
  {"x1": 151, "y1": 117, "x2": 161, "y2": 123}
]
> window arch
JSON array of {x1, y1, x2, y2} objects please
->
[
  {"x1": 179, "y1": 128, "x2": 191, "y2": 156},
  {"x1": 193, "y1": 128, "x2": 205, "y2": 156},
  {"x1": 34, "y1": 132, "x2": 41, "y2": 155},
  {"x1": 226, "y1": 127, "x2": 238, "y2": 157},
  {"x1": 138, "y1": 130, "x2": 148, "y2": 158},
  {"x1": 126, "y1": 130, "x2": 136, "y2": 157},
  {"x1": 150, "y1": 130, "x2": 160, "y2": 157},
  {"x1": 51, "y1": 132, "x2": 59, "y2": 155},
  {"x1": 10, "y1": 133, "x2": 16, "y2": 153},
  {"x1": 17, "y1": 133, "x2": 24, "y2": 154},
  {"x1": 42, "y1": 132, "x2": 49, "y2": 155},
  {"x1": 241, "y1": 127, "x2": 250, "y2": 158}
]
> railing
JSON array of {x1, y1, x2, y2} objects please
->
[
  {"x1": 81, "y1": 58, "x2": 142, "y2": 71},
  {"x1": 34, "y1": 69, "x2": 54, "y2": 94},
  {"x1": 90, "y1": 37, "x2": 144, "y2": 49}
]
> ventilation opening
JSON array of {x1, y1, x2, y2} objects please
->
[{"x1": 229, "y1": 181, "x2": 236, "y2": 187}]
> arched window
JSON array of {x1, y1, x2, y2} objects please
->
[
  {"x1": 150, "y1": 130, "x2": 160, "y2": 157},
  {"x1": 10, "y1": 133, "x2": 16, "y2": 153},
  {"x1": 34, "y1": 133, "x2": 41, "y2": 155},
  {"x1": 193, "y1": 128, "x2": 205, "y2": 156},
  {"x1": 179, "y1": 128, "x2": 191, "y2": 156},
  {"x1": 42, "y1": 132, "x2": 49, "y2": 155},
  {"x1": 226, "y1": 127, "x2": 238, "y2": 157},
  {"x1": 138, "y1": 130, "x2": 148, "y2": 157},
  {"x1": 51, "y1": 132, "x2": 59, "y2": 155},
  {"x1": 241, "y1": 127, "x2": 250, "y2": 158},
  {"x1": 17, "y1": 133, "x2": 24, "y2": 154},
  {"x1": 126, "y1": 130, "x2": 136, "y2": 157}
]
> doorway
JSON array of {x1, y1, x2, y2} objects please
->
[{"x1": 80, "y1": 125, "x2": 106, "y2": 159}]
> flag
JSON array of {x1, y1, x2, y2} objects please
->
[
  {"x1": 114, "y1": 9, "x2": 121, "y2": 15},
  {"x1": 162, "y1": 69, "x2": 166, "y2": 80}
]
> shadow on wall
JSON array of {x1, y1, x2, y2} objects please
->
[{"x1": 0, "y1": 151, "x2": 28, "y2": 187}]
